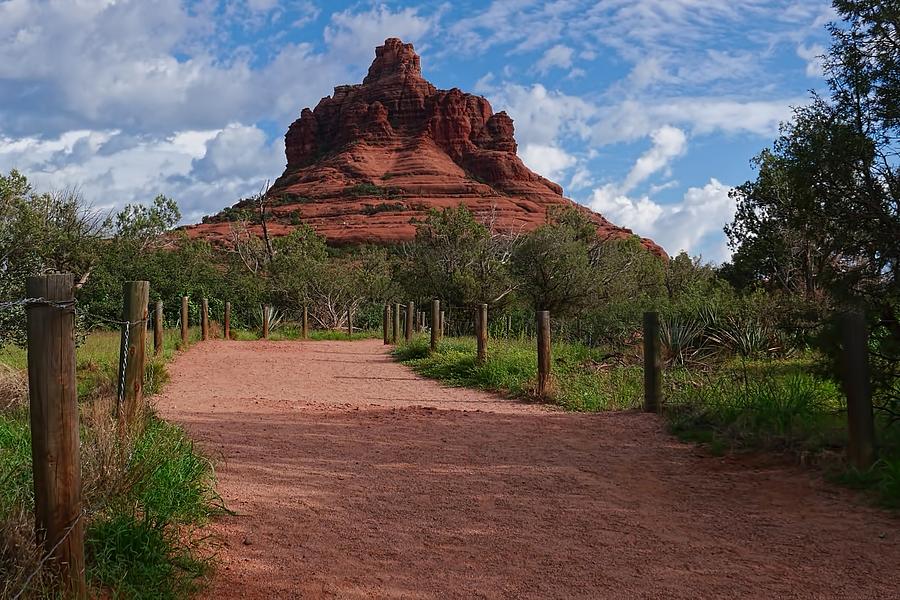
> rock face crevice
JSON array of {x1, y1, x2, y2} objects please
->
[{"x1": 188, "y1": 38, "x2": 665, "y2": 256}]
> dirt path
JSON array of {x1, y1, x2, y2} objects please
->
[{"x1": 157, "y1": 339, "x2": 899, "y2": 599}]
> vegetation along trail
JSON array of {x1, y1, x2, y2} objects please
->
[{"x1": 157, "y1": 339, "x2": 899, "y2": 599}]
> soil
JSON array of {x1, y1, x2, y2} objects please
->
[{"x1": 156, "y1": 339, "x2": 900, "y2": 599}]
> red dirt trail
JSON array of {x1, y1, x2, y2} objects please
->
[{"x1": 156, "y1": 339, "x2": 899, "y2": 599}]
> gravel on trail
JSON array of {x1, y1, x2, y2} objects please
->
[{"x1": 156, "y1": 339, "x2": 900, "y2": 599}]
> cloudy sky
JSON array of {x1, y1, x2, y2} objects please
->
[{"x1": 0, "y1": 0, "x2": 834, "y2": 261}]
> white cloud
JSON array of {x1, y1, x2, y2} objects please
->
[
  {"x1": 476, "y1": 83, "x2": 595, "y2": 147},
  {"x1": 568, "y1": 166, "x2": 594, "y2": 191},
  {"x1": 535, "y1": 44, "x2": 575, "y2": 74},
  {"x1": 590, "y1": 178, "x2": 737, "y2": 261},
  {"x1": 190, "y1": 123, "x2": 284, "y2": 183},
  {"x1": 324, "y1": 5, "x2": 438, "y2": 65},
  {"x1": 797, "y1": 43, "x2": 826, "y2": 78},
  {"x1": 0, "y1": 2, "x2": 439, "y2": 137},
  {"x1": 519, "y1": 144, "x2": 577, "y2": 181},
  {"x1": 0, "y1": 124, "x2": 283, "y2": 221},
  {"x1": 589, "y1": 97, "x2": 797, "y2": 144},
  {"x1": 481, "y1": 79, "x2": 795, "y2": 150},
  {"x1": 622, "y1": 126, "x2": 687, "y2": 192},
  {"x1": 590, "y1": 184, "x2": 665, "y2": 233}
]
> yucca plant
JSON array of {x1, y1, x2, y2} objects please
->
[
  {"x1": 255, "y1": 305, "x2": 284, "y2": 333},
  {"x1": 660, "y1": 316, "x2": 707, "y2": 367},
  {"x1": 709, "y1": 317, "x2": 779, "y2": 358}
]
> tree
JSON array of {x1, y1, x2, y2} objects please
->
[
  {"x1": 0, "y1": 170, "x2": 106, "y2": 345},
  {"x1": 400, "y1": 205, "x2": 516, "y2": 308},
  {"x1": 510, "y1": 208, "x2": 597, "y2": 315},
  {"x1": 725, "y1": 0, "x2": 900, "y2": 417},
  {"x1": 109, "y1": 194, "x2": 180, "y2": 251},
  {"x1": 270, "y1": 226, "x2": 328, "y2": 314}
]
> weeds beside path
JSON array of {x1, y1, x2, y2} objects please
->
[
  {"x1": 160, "y1": 339, "x2": 899, "y2": 599},
  {"x1": 0, "y1": 328, "x2": 222, "y2": 600}
]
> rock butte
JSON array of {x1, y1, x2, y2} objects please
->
[{"x1": 185, "y1": 38, "x2": 665, "y2": 257}]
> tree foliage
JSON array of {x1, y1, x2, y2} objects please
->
[
  {"x1": 400, "y1": 205, "x2": 516, "y2": 308},
  {"x1": 0, "y1": 170, "x2": 107, "y2": 344},
  {"x1": 725, "y1": 0, "x2": 900, "y2": 416}
]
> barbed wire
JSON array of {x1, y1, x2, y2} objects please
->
[
  {"x1": 0, "y1": 296, "x2": 149, "y2": 327},
  {"x1": 1, "y1": 296, "x2": 150, "y2": 405},
  {"x1": 0, "y1": 297, "x2": 78, "y2": 312}
]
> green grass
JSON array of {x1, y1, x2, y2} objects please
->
[
  {"x1": 0, "y1": 407, "x2": 31, "y2": 516},
  {"x1": 0, "y1": 328, "x2": 220, "y2": 599},
  {"x1": 0, "y1": 327, "x2": 200, "y2": 398},
  {"x1": 85, "y1": 417, "x2": 223, "y2": 599},
  {"x1": 393, "y1": 335, "x2": 643, "y2": 411},
  {"x1": 664, "y1": 366, "x2": 847, "y2": 451},
  {"x1": 662, "y1": 361, "x2": 900, "y2": 508}
]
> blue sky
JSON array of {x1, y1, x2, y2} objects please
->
[{"x1": 0, "y1": 0, "x2": 834, "y2": 261}]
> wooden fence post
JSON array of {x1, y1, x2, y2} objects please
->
[
  {"x1": 430, "y1": 299, "x2": 440, "y2": 351},
  {"x1": 302, "y1": 306, "x2": 309, "y2": 339},
  {"x1": 643, "y1": 311, "x2": 662, "y2": 413},
  {"x1": 383, "y1": 304, "x2": 390, "y2": 345},
  {"x1": 224, "y1": 301, "x2": 231, "y2": 340},
  {"x1": 406, "y1": 301, "x2": 415, "y2": 342},
  {"x1": 476, "y1": 303, "x2": 488, "y2": 365},
  {"x1": 347, "y1": 307, "x2": 353, "y2": 337},
  {"x1": 154, "y1": 300, "x2": 164, "y2": 356},
  {"x1": 392, "y1": 303, "x2": 401, "y2": 344},
  {"x1": 841, "y1": 310, "x2": 876, "y2": 469},
  {"x1": 536, "y1": 310, "x2": 551, "y2": 397},
  {"x1": 181, "y1": 295, "x2": 189, "y2": 346},
  {"x1": 118, "y1": 281, "x2": 149, "y2": 423},
  {"x1": 439, "y1": 310, "x2": 446, "y2": 341},
  {"x1": 263, "y1": 305, "x2": 270, "y2": 339},
  {"x1": 201, "y1": 298, "x2": 209, "y2": 341},
  {"x1": 26, "y1": 274, "x2": 86, "y2": 598}
]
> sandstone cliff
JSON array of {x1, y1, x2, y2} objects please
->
[{"x1": 187, "y1": 38, "x2": 664, "y2": 256}]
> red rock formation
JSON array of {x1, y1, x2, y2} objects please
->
[{"x1": 187, "y1": 38, "x2": 665, "y2": 256}]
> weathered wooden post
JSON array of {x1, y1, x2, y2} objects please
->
[
  {"x1": 476, "y1": 303, "x2": 488, "y2": 365},
  {"x1": 26, "y1": 274, "x2": 86, "y2": 598},
  {"x1": 841, "y1": 310, "x2": 876, "y2": 469},
  {"x1": 536, "y1": 310, "x2": 551, "y2": 397},
  {"x1": 347, "y1": 307, "x2": 353, "y2": 337},
  {"x1": 201, "y1": 297, "x2": 209, "y2": 341},
  {"x1": 118, "y1": 281, "x2": 150, "y2": 423},
  {"x1": 406, "y1": 301, "x2": 415, "y2": 342},
  {"x1": 383, "y1": 304, "x2": 390, "y2": 345},
  {"x1": 153, "y1": 300, "x2": 164, "y2": 356},
  {"x1": 262, "y1": 305, "x2": 270, "y2": 339},
  {"x1": 643, "y1": 311, "x2": 662, "y2": 413},
  {"x1": 392, "y1": 303, "x2": 401, "y2": 344},
  {"x1": 430, "y1": 299, "x2": 440, "y2": 351},
  {"x1": 439, "y1": 310, "x2": 446, "y2": 341},
  {"x1": 224, "y1": 301, "x2": 231, "y2": 340},
  {"x1": 181, "y1": 295, "x2": 189, "y2": 346},
  {"x1": 302, "y1": 306, "x2": 309, "y2": 339}
]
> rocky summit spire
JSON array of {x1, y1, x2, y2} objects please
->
[
  {"x1": 363, "y1": 38, "x2": 422, "y2": 84},
  {"x1": 186, "y1": 38, "x2": 665, "y2": 257}
]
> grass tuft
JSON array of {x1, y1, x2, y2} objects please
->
[
  {"x1": 394, "y1": 335, "x2": 643, "y2": 411},
  {"x1": 0, "y1": 330, "x2": 221, "y2": 599}
]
